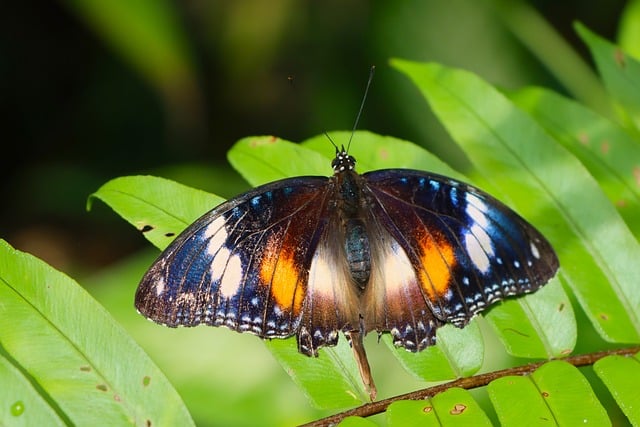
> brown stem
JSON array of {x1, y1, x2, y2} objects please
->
[{"x1": 299, "y1": 346, "x2": 640, "y2": 427}]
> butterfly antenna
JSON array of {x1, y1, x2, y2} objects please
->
[
  {"x1": 346, "y1": 65, "x2": 376, "y2": 153},
  {"x1": 324, "y1": 130, "x2": 339, "y2": 152}
]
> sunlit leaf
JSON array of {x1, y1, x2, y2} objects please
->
[
  {"x1": 89, "y1": 175, "x2": 222, "y2": 250},
  {"x1": 593, "y1": 352, "x2": 640, "y2": 425},
  {"x1": 387, "y1": 388, "x2": 492, "y2": 426},
  {"x1": 485, "y1": 278, "x2": 574, "y2": 358},
  {"x1": 392, "y1": 59, "x2": 637, "y2": 347},
  {"x1": 0, "y1": 356, "x2": 65, "y2": 426},
  {"x1": 488, "y1": 361, "x2": 609, "y2": 425},
  {"x1": 488, "y1": 375, "x2": 554, "y2": 425},
  {"x1": 618, "y1": 0, "x2": 640, "y2": 60},
  {"x1": 0, "y1": 239, "x2": 194, "y2": 426},
  {"x1": 228, "y1": 136, "x2": 331, "y2": 185},
  {"x1": 382, "y1": 322, "x2": 483, "y2": 382},
  {"x1": 530, "y1": 361, "x2": 608, "y2": 424},
  {"x1": 510, "y1": 86, "x2": 640, "y2": 239},
  {"x1": 265, "y1": 338, "x2": 367, "y2": 408},
  {"x1": 575, "y1": 22, "x2": 640, "y2": 131}
]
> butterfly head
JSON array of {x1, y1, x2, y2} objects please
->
[{"x1": 331, "y1": 146, "x2": 356, "y2": 173}]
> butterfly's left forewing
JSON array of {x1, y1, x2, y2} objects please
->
[{"x1": 136, "y1": 177, "x2": 349, "y2": 345}]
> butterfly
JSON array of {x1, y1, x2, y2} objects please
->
[{"x1": 136, "y1": 142, "x2": 559, "y2": 401}]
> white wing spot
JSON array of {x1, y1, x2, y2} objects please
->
[
  {"x1": 471, "y1": 224, "x2": 494, "y2": 257},
  {"x1": 464, "y1": 229, "x2": 491, "y2": 274},
  {"x1": 206, "y1": 216, "x2": 228, "y2": 257},
  {"x1": 464, "y1": 224, "x2": 494, "y2": 274},
  {"x1": 220, "y1": 254, "x2": 243, "y2": 298},
  {"x1": 465, "y1": 193, "x2": 489, "y2": 228},
  {"x1": 530, "y1": 241, "x2": 540, "y2": 259},
  {"x1": 210, "y1": 247, "x2": 231, "y2": 282},
  {"x1": 155, "y1": 276, "x2": 166, "y2": 296}
]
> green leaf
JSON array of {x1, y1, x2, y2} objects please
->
[
  {"x1": 383, "y1": 322, "x2": 483, "y2": 381},
  {"x1": 264, "y1": 338, "x2": 366, "y2": 408},
  {"x1": 387, "y1": 400, "x2": 436, "y2": 427},
  {"x1": 593, "y1": 352, "x2": 640, "y2": 425},
  {"x1": 494, "y1": 0, "x2": 612, "y2": 119},
  {"x1": 391, "y1": 58, "x2": 639, "y2": 346},
  {"x1": 485, "y1": 278, "x2": 575, "y2": 358},
  {"x1": 387, "y1": 388, "x2": 492, "y2": 426},
  {"x1": 88, "y1": 175, "x2": 223, "y2": 250},
  {"x1": 228, "y1": 136, "x2": 331, "y2": 185},
  {"x1": 0, "y1": 356, "x2": 65, "y2": 426},
  {"x1": 510, "y1": 86, "x2": 640, "y2": 239},
  {"x1": 618, "y1": 0, "x2": 640, "y2": 60},
  {"x1": 531, "y1": 361, "x2": 609, "y2": 424},
  {"x1": 575, "y1": 22, "x2": 640, "y2": 131},
  {"x1": 0, "y1": 239, "x2": 194, "y2": 426},
  {"x1": 488, "y1": 375, "x2": 554, "y2": 426},
  {"x1": 302, "y1": 131, "x2": 465, "y2": 179},
  {"x1": 61, "y1": 0, "x2": 196, "y2": 101},
  {"x1": 488, "y1": 361, "x2": 609, "y2": 425}
]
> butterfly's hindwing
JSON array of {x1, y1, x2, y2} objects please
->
[
  {"x1": 298, "y1": 223, "x2": 361, "y2": 356},
  {"x1": 364, "y1": 224, "x2": 444, "y2": 351}
]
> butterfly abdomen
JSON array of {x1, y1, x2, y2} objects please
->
[
  {"x1": 336, "y1": 170, "x2": 373, "y2": 290},
  {"x1": 344, "y1": 219, "x2": 371, "y2": 289}
]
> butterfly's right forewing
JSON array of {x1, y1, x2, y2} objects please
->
[{"x1": 362, "y1": 169, "x2": 559, "y2": 349}]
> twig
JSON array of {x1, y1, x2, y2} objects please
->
[{"x1": 299, "y1": 346, "x2": 640, "y2": 427}]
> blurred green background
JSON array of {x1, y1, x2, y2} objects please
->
[{"x1": 0, "y1": 1, "x2": 631, "y2": 425}]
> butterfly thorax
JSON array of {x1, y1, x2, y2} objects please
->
[{"x1": 333, "y1": 150, "x2": 372, "y2": 291}]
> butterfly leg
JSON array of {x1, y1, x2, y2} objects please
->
[{"x1": 345, "y1": 316, "x2": 376, "y2": 401}]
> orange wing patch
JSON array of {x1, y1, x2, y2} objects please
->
[
  {"x1": 259, "y1": 234, "x2": 305, "y2": 314},
  {"x1": 417, "y1": 229, "x2": 456, "y2": 300}
]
